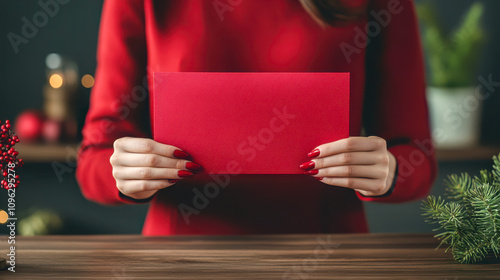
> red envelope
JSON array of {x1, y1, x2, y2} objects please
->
[{"x1": 153, "y1": 72, "x2": 349, "y2": 174}]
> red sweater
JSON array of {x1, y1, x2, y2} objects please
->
[{"x1": 77, "y1": 0, "x2": 437, "y2": 235}]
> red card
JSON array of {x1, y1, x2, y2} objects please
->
[{"x1": 153, "y1": 72, "x2": 349, "y2": 174}]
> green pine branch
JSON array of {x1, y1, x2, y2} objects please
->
[{"x1": 422, "y1": 153, "x2": 500, "y2": 264}]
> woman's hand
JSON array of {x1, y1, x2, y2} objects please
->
[
  {"x1": 110, "y1": 137, "x2": 202, "y2": 200},
  {"x1": 300, "y1": 136, "x2": 397, "y2": 197}
]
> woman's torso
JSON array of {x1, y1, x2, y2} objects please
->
[{"x1": 141, "y1": 0, "x2": 370, "y2": 235}]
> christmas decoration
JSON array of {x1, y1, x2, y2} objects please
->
[
  {"x1": 42, "y1": 119, "x2": 63, "y2": 143},
  {"x1": 422, "y1": 153, "x2": 500, "y2": 264},
  {"x1": 0, "y1": 120, "x2": 22, "y2": 189},
  {"x1": 14, "y1": 110, "x2": 45, "y2": 142}
]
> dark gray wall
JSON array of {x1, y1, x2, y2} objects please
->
[{"x1": 0, "y1": 1, "x2": 499, "y2": 234}]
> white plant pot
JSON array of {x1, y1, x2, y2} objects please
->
[{"x1": 426, "y1": 86, "x2": 482, "y2": 149}]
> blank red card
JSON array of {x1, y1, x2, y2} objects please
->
[{"x1": 153, "y1": 72, "x2": 349, "y2": 174}]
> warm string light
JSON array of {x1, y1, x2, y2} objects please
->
[
  {"x1": 49, "y1": 73, "x2": 63, "y2": 88},
  {"x1": 0, "y1": 210, "x2": 8, "y2": 224},
  {"x1": 81, "y1": 74, "x2": 95, "y2": 88}
]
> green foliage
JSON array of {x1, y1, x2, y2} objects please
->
[
  {"x1": 417, "y1": 2, "x2": 485, "y2": 88},
  {"x1": 422, "y1": 153, "x2": 500, "y2": 263}
]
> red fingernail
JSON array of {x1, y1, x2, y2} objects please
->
[
  {"x1": 308, "y1": 149, "x2": 320, "y2": 158},
  {"x1": 299, "y1": 161, "x2": 315, "y2": 170},
  {"x1": 304, "y1": 169, "x2": 319, "y2": 175},
  {"x1": 315, "y1": 177, "x2": 323, "y2": 181},
  {"x1": 186, "y1": 162, "x2": 202, "y2": 171},
  {"x1": 174, "y1": 150, "x2": 190, "y2": 159},
  {"x1": 168, "y1": 179, "x2": 180, "y2": 183},
  {"x1": 178, "y1": 170, "x2": 194, "y2": 178}
]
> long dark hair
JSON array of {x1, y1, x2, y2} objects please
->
[{"x1": 299, "y1": 0, "x2": 368, "y2": 26}]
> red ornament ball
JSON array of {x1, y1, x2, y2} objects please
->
[{"x1": 14, "y1": 110, "x2": 45, "y2": 142}]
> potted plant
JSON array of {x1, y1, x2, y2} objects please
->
[{"x1": 417, "y1": 2, "x2": 485, "y2": 148}]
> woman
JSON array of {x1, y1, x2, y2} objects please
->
[{"x1": 77, "y1": 0, "x2": 437, "y2": 235}]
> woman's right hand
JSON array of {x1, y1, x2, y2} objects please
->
[{"x1": 110, "y1": 137, "x2": 202, "y2": 200}]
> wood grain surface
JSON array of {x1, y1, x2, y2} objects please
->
[{"x1": 0, "y1": 234, "x2": 499, "y2": 279}]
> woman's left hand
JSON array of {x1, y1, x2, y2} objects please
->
[{"x1": 300, "y1": 136, "x2": 397, "y2": 197}]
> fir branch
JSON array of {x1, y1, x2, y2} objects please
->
[
  {"x1": 422, "y1": 195, "x2": 446, "y2": 224},
  {"x1": 453, "y1": 237, "x2": 491, "y2": 264},
  {"x1": 422, "y1": 153, "x2": 500, "y2": 263},
  {"x1": 467, "y1": 184, "x2": 500, "y2": 235},
  {"x1": 444, "y1": 173, "x2": 473, "y2": 200},
  {"x1": 492, "y1": 155, "x2": 500, "y2": 182},
  {"x1": 474, "y1": 169, "x2": 495, "y2": 186}
]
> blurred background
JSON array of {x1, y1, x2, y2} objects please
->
[{"x1": 0, "y1": 0, "x2": 499, "y2": 235}]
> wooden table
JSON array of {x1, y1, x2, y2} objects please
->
[{"x1": 1, "y1": 234, "x2": 499, "y2": 279}]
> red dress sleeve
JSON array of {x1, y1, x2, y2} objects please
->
[
  {"x1": 76, "y1": 0, "x2": 151, "y2": 205},
  {"x1": 357, "y1": 0, "x2": 437, "y2": 203}
]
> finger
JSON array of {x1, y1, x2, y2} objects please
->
[
  {"x1": 114, "y1": 137, "x2": 187, "y2": 158},
  {"x1": 312, "y1": 136, "x2": 386, "y2": 158},
  {"x1": 113, "y1": 167, "x2": 193, "y2": 180},
  {"x1": 310, "y1": 152, "x2": 385, "y2": 169},
  {"x1": 117, "y1": 179, "x2": 176, "y2": 194},
  {"x1": 308, "y1": 165, "x2": 384, "y2": 179},
  {"x1": 317, "y1": 177, "x2": 386, "y2": 193},
  {"x1": 110, "y1": 153, "x2": 192, "y2": 169}
]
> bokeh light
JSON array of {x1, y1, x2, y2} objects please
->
[
  {"x1": 49, "y1": 73, "x2": 64, "y2": 88},
  {"x1": 46, "y1": 53, "x2": 62, "y2": 69},
  {"x1": 81, "y1": 74, "x2": 95, "y2": 88},
  {"x1": 0, "y1": 210, "x2": 8, "y2": 224}
]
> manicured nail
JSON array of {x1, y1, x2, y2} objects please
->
[
  {"x1": 173, "y1": 150, "x2": 190, "y2": 159},
  {"x1": 186, "y1": 162, "x2": 202, "y2": 171},
  {"x1": 308, "y1": 148, "x2": 320, "y2": 158},
  {"x1": 299, "y1": 161, "x2": 315, "y2": 170},
  {"x1": 315, "y1": 177, "x2": 324, "y2": 181},
  {"x1": 168, "y1": 179, "x2": 180, "y2": 183},
  {"x1": 178, "y1": 170, "x2": 194, "y2": 178},
  {"x1": 304, "y1": 169, "x2": 319, "y2": 175}
]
